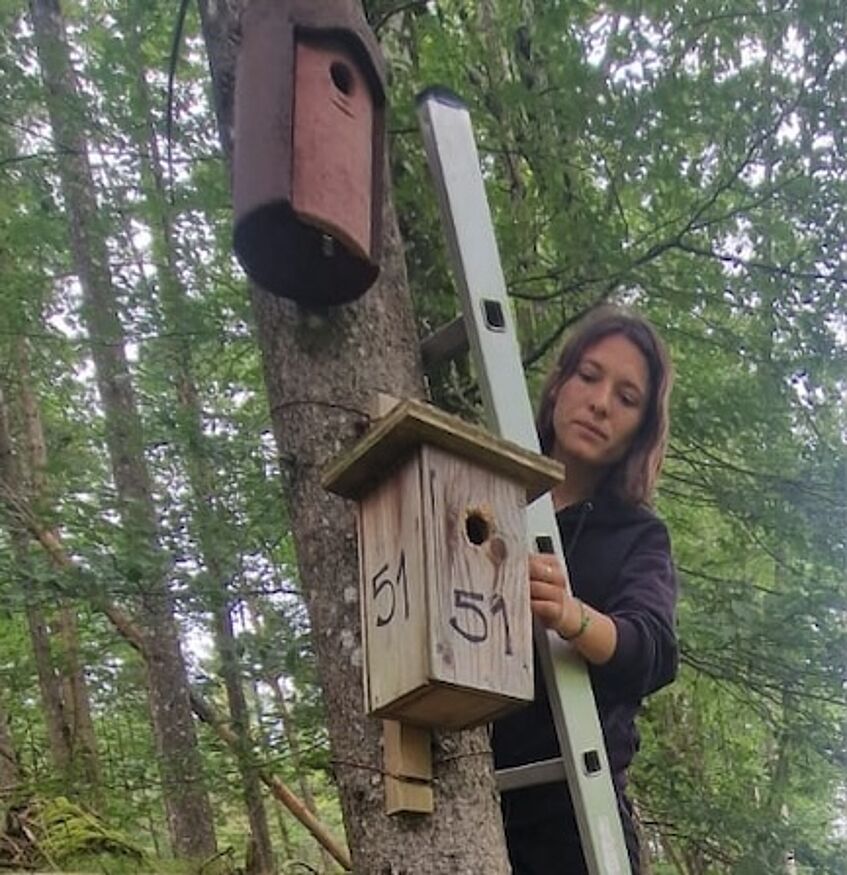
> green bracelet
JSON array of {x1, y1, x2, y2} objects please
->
[{"x1": 558, "y1": 598, "x2": 591, "y2": 642}]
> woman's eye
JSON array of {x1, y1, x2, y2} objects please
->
[
  {"x1": 578, "y1": 369, "x2": 597, "y2": 382},
  {"x1": 620, "y1": 393, "x2": 639, "y2": 407}
]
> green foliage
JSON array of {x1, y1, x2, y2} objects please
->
[
  {"x1": 33, "y1": 795, "x2": 145, "y2": 866},
  {"x1": 1, "y1": 0, "x2": 335, "y2": 867},
  {"x1": 1, "y1": 0, "x2": 845, "y2": 872},
  {"x1": 384, "y1": 1, "x2": 847, "y2": 871},
  {"x1": 0, "y1": 796, "x2": 145, "y2": 870}
]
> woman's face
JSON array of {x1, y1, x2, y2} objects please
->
[{"x1": 551, "y1": 333, "x2": 649, "y2": 471}]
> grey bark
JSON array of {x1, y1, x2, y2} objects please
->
[
  {"x1": 197, "y1": 1, "x2": 511, "y2": 871},
  {"x1": 27, "y1": 0, "x2": 216, "y2": 858},
  {"x1": 246, "y1": 671, "x2": 320, "y2": 869},
  {"x1": 55, "y1": 604, "x2": 101, "y2": 789}
]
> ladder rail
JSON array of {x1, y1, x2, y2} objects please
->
[{"x1": 416, "y1": 86, "x2": 631, "y2": 875}]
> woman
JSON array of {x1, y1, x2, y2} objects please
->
[{"x1": 493, "y1": 306, "x2": 678, "y2": 874}]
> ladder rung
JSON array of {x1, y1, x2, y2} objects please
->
[
  {"x1": 420, "y1": 315, "x2": 469, "y2": 372},
  {"x1": 495, "y1": 757, "x2": 567, "y2": 792}
]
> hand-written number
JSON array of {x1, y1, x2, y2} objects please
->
[
  {"x1": 491, "y1": 593, "x2": 513, "y2": 655},
  {"x1": 372, "y1": 551, "x2": 410, "y2": 627},
  {"x1": 449, "y1": 590, "x2": 487, "y2": 642},
  {"x1": 450, "y1": 590, "x2": 513, "y2": 655}
]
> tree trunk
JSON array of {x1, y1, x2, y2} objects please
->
[
  {"x1": 0, "y1": 698, "x2": 21, "y2": 796},
  {"x1": 25, "y1": 602, "x2": 73, "y2": 773},
  {"x1": 123, "y1": 10, "x2": 275, "y2": 869},
  {"x1": 269, "y1": 678, "x2": 323, "y2": 833},
  {"x1": 197, "y1": 1, "x2": 511, "y2": 871},
  {"x1": 246, "y1": 676, "x2": 307, "y2": 868},
  {"x1": 15, "y1": 338, "x2": 101, "y2": 790},
  {"x1": 0, "y1": 378, "x2": 73, "y2": 778},
  {"x1": 27, "y1": 0, "x2": 216, "y2": 858},
  {"x1": 268, "y1": 671, "x2": 333, "y2": 872},
  {"x1": 55, "y1": 604, "x2": 101, "y2": 788}
]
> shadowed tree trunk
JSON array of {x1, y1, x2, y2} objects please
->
[
  {"x1": 0, "y1": 376, "x2": 73, "y2": 782},
  {"x1": 25, "y1": 603, "x2": 72, "y2": 773},
  {"x1": 28, "y1": 0, "x2": 216, "y2": 858},
  {"x1": 55, "y1": 604, "x2": 100, "y2": 788},
  {"x1": 197, "y1": 1, "x2": 511, "y2": 870},
  {"x1": 0, "y1": 698, "x2": 20, "y2": 797},
  {"x1": 14, "y1": 338, "x2": 101, "y2": 791}
]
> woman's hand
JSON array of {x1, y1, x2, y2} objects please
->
[
  {"x1": 528, "y1": 553, "x2": 579, "y2": 634},
  {"x1": 527, "y1": 553, "x2": 617, "y2": 664}
]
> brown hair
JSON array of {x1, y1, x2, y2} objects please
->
[{"x1": 536, "y1": 306, "x2": 673, "y2": 506}]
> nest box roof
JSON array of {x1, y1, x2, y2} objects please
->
[{"x1": 322, "y1": 398, "x2": 564, "y2": 502}]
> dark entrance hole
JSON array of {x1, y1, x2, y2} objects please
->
[
  {"x1": 465, "y1": 511, "x2": 490, "y2": 546},
  {"x1": 330, "y1": 61, "x2": 354, "y2": 96}
]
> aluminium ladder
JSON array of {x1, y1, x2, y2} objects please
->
[{"x1": 416, "y1": 87, "x2": 631, "y2": 875}]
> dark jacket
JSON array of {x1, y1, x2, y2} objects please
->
[{"x1": 493, "y1": 491, "x2": 679, "y2": 825}]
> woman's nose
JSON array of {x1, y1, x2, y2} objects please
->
[{"x1": 588, "y1": 383, "x2": 611, "y2": 415}]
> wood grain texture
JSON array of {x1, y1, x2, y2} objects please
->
[
  {"x1": 357, "y1": 438, "x2": 534, "y2": 729},
  {"x1": 384, "y1": 776, "x2": 434, "y2": 815},
  {"x1": 383, "y1": 720, "x2": 432, "y2": 781},
  {"x1": 380, "y1": 683, "x2": 528, "y2": 730},
  {"x1": 423, "y1": 445, "x2": 533, "y2": 706},
  {"x1": 322, "y1": 397, "x2": 563, "y2": 502},
  {"x1": 360, "y1": 454, "x2": 427, "y2": 713}
]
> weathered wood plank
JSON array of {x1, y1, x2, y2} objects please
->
[
  {"x1": 322, "y1": 397, "x2": 563, "y2": 502},
  {"x1": 384, "y1": 775, "x2": 434, "y2": 815},
  {"x1": 383, "y1": 719, "x2": 432, "y2": 781},
  {"x1": 359, "y1": 454, "x2": 427, "y2": 713},
  {"x1": 423, "y1": 445, "x2": 533, "y2": 704}
]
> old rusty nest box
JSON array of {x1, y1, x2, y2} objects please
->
[{"x1": 233, "y1": 0, "x2": 386, "y2": 307}]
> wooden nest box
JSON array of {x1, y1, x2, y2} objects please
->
[
  {"x1": 232, "y1": 0, "x2": 385, "y2": 306},
  {"x1": 323, "y1": 399, "x2": 564, "y2": 730}
]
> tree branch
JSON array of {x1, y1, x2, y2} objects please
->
[{"x1": 372, "y1": 0, "x2": 429, "y2": 34}]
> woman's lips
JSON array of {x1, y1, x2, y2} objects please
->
[{"x1": 573, "y1": 420, "x2": 607, "y2": 441}]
